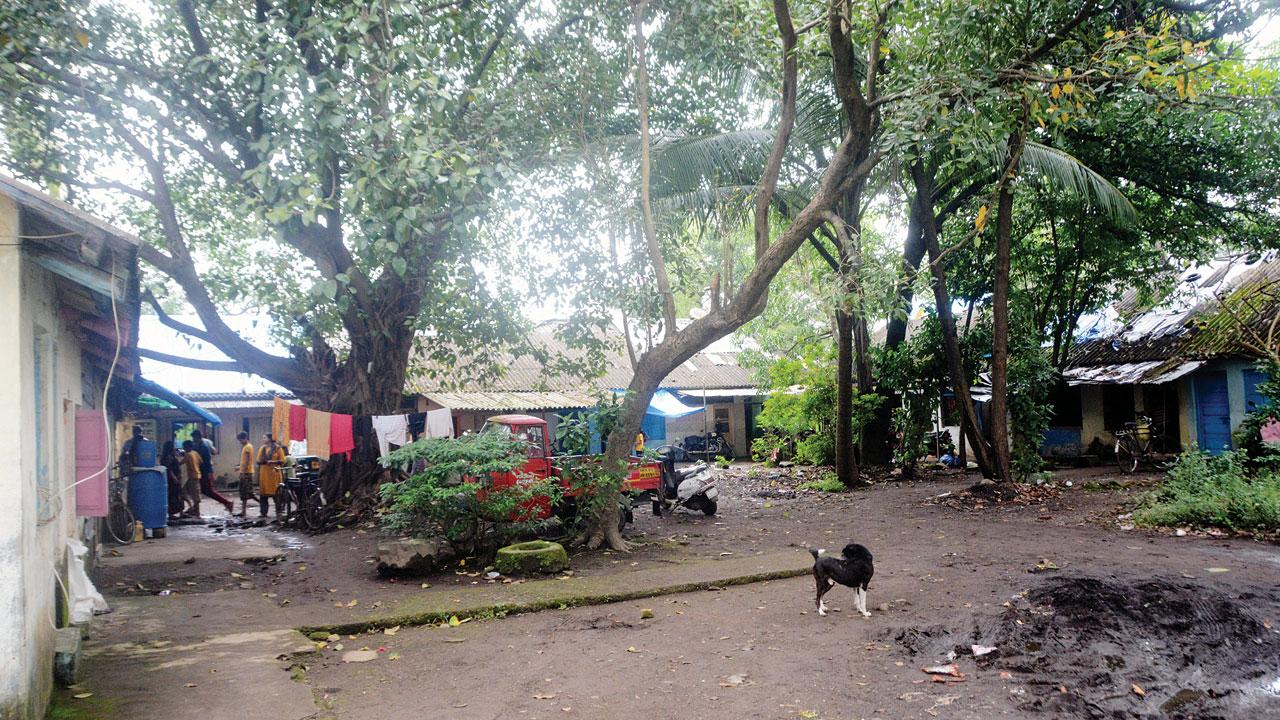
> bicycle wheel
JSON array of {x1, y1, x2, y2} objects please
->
[
  {"x1": 276, "y1": 485, "x2": 295, "y2": 525},
  {"x1": 301, "y1": 488, "x2": 326, "y2": 531},
  {"x1": 1115, "y1": 438, "x2": 1138, "y2": 474},
  {"x1": 106, "y1": 498, "x2": 136, "y2": 545}
]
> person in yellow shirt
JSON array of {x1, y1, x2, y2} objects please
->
[
  {"x1": 235, "y1": 432, "x2": 257, "y2": 518},
  {"x1": 181, "y1": 440, "x2": 203, "y2": 517},
  {"x1": 634, "y1": 431, "x2": 646, "y2": 456},
  {"x1": 256, "y1": 433, "x2": 287, "y2": 519}
]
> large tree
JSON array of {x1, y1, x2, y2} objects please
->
[{"x1": 0, "y1": 0, "x2": 622, "y2": 414}]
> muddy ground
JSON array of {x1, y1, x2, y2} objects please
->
[{"x1": 92, "y1": 464, "x2": 1280, "y2": 718}]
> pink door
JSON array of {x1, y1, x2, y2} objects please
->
[{"x1": 75, "y1": 410, "x2": 109, "y2": 517}]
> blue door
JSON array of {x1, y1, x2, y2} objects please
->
[
  {"x1": 1244, "y1": 369, "x2": 1270, "y2": 414},
  {"x1": 1195, "y1": 372, "x2": 1232, "y2": 455},
  {"x1": 641, "y1": 412, "x2": 667, "y2": 445}
]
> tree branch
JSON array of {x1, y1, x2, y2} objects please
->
[
  {"x1": 138, "y1": 347, "x2": 245, "y2": 372},
  {"x1": 754, "y1": 0, "x2": 799, "y2": 258}
]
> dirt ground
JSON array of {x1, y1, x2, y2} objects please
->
[{"x1": 90, "y1": 464, "x2": 1280, "y2": 719}]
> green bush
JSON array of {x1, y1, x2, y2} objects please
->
[
  {"x1": 751, "y1": 434, "x2": 786, "y2": 464},
  {"x1": 795, "y1": 433, "x2": 835, "y2": 466},
  {"x1": 380, "y1": 432, "x2": 562, "y2": 556},
  {"x1": 797, "y1": 471, "x2": 844, "y2": 493},
  {"x1": 1135, "y1": 450, "x2": 1280, "y2": 531}
]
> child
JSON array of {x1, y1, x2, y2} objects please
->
[
  {"x1": 236, "y1": 431, "x2": 257, "y2": 518},
  {"x1": 181, "y1": 440, "x2": 203, "y2": 517}
]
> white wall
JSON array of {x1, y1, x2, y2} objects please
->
[{"x1": 1, "y1": 196, "x2": 98, "y2": 720}]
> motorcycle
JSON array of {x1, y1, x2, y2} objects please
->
[{"x1": 651, "y1": 446, "x2": 719, "y2": 517}]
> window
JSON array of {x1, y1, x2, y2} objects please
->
[
  {"x1": 524, "y1": 425, "x2": 546, "y2": 458},
  {"x1": 1102, "y1": 385, "x2": 1135, "y2": 431}
]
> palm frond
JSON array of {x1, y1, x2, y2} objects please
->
[
  {"x1": 650, "y1": 129, "x2": 773, "y2": 198},
  {"x1": 1016, "y1": 141, "x2": 1137, "y2": 224}
]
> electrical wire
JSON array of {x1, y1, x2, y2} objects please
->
[{"x1": 63, "y1": 255, "x2": 122, "y2": 495}]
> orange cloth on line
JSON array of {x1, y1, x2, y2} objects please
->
[
  {"x1": 305, "y1": 408, "x2": 332, "y2": 458},
  {"x1": 272, "y1": 396, "x2": 291, "y2": 442}
]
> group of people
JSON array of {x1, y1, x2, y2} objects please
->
[{"x1": 158, "y1": 430, "x2": 287, "y2": 520}]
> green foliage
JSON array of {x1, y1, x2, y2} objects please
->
[
  {"x1": 795, "y1": 433, "x2": 835, "y2": 467},
  {"x1": 1136, "y1": 451, "x2": 1280, "y2": 531},
  {"x1": 797, "y1": 471, "x2": 844, "y2": 493},
  {"x1": 1007, "y1": 334, "x2": 1056, "y2": 481},
  {"x1": 1232, "y1": 363, "x2": 1280, "y2": 471},
  {"x1": 555, "y1": 456, "x2": 628, "y2": 535},
  {"x1": 379, "y1": 432, "x2": 560, "y2": 555},
  {"x1": 751, "y1": 433, "x2": 787, "y2": 464},
  {"x1": 556, "y1": 394, "x2": 624, "y2": 457}
]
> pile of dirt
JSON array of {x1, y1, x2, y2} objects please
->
[
  {"x1": 929, "y1": 480, "x2": 1065, "y2": 511},
  {"x1": 991, "y1": 576, "x2": 1280, "y2": 719}
]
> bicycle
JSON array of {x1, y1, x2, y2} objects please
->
[
  {"x1": 277, "y1": 458, "x2": 326, "y2": 531},
  {"x1": 1114, "y1": 415, "x2": 1159, "y2": 474},
  {"x1": 105, "y1": 471, "x2": 136, "y2": 545}
]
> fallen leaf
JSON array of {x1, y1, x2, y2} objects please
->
[
  {"x1": 999, "y1": 671, "x2": 1012, "y2": 679},
  {"x1": 1206, "y1": 567, "x2": 1230, "y2": 573},
  {"x1": 1264, "y1": 619, "x2": 1273, "y2": 630},
  {"x1": 626, "y1": 646, "x2": 640, "y2": 653},
  {"x1": 533, "y1": 694, "x2": 556, "y2": 700},
  {"x1": 922, "y1": 664, "x2": 964, "y2": 678},
  {"x1": 1132, "y1": 683, "x2": 1146, "y2": 697},
  {"x1": 387, "y1": 653, "x2": 400, "y2": 661},
  {"x1": 799, "y1": 712, "x2": 819, "y2": 719},
  {"x1": 449, "y1": 616, "x2": 462, "y2": 627},
  {"x1": 73, "y1": 693, "x2": 93, "y2": 699},
  {"x1": 720, "y1": 674, "x2": 748, "y2": 688},
  {"x1": 971, "y1": 644, "x2": 997, "y2": 657},
  {"x1": 384, "y1": 626, "x2": 400, "y2": 636},
  {"x1": 421, "y1": 583, "x2": 431, "y2": 589},
  {"x1": 345, "y1": 599, "x2": 358, "y2": 607},
  {"x1": 184, "y1": 683, "x2": 197, "y2": 688},
  {"x1": 640, "y1": 609, "x2": 654, "y2": 619}
]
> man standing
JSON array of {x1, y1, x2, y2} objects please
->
[
  {"x1": 181, "y1": 440, "x2": 202, "y2": 517},
  {"x1": 191, "y1": 429, "x2": 234, "y2": 513},
  {"x1": 235, "y1": 431, "x2": 257, "y2": 517}
]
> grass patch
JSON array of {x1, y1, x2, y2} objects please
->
[
  {"x1": 797, "y1": 472, "x2": 845, "y2": 493},
  {"x1": 1135, "y1": 451, "x2": 1280, "y2": 531}
]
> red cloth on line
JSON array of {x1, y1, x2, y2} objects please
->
[
  {"x1": 330, "y1": 413, "x2": 355, "y2": 458},
  {"x1": 289, "y1": 403, "x2": 308, "y2": 442}
]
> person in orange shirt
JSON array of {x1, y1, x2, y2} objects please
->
[
  {"x1": 256, "y1": 434, "x2": 287, "y2": 519},
  {"x1": 181, "y1": 440, "x2": 203, "y2": 517},
  {"x1": 236, "y1": 431, "x2": 257, "y2": 518}
]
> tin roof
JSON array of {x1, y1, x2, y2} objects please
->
[
  {"x1": 424, "y1": 390, "x2": 598, "y2": 411},
  {"x1": 1064, "y1": 252, "x2": 1280, "y2": 383},
  {"x1": 408, "y1": 323, "x2": 756, "y2": 396}
]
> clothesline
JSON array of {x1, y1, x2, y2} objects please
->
[{"x1": 271, "y1": 397, "x2": 453, "y2": 460}]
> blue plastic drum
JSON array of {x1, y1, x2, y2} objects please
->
[
  {"x1": 131, "y1": 438, "x2": 157, "y2": 467},
  {"x1": 127, "y1": 467, "x2": 168, "y2": 530}
]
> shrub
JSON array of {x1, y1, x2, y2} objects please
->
[
  {"x1": 797, "y1": 471, "x2": 844, "y2": 493},
  {"x1": 380, "y1": 432, "x2": 562, "y2": 556},
  {"x1": 795, "y1": 433, "x2": 835, "y2": 466},
  {"x1": 751, "y1": 434, "x2": 787, "y2": 464},
  {"x1": 1232, "y1": 410, "x2": 1280, "y2": 472},
  {"x1": 1135, "y1": 450, "x2": 1280, "y2": 531}
]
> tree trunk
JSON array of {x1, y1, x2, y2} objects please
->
[
  {"x1": 834, "y1": 303, "x2": 857, "y2": 484},
  {"x1": 989, "y1": 154, "x2": 1016, "y2": 482},
  {"x1": 910, "y1": 161, "x2": 994, "y2": 478}
]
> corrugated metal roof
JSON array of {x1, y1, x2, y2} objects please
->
[
  {"x1": 1065, "y1": 253, "x2": 1280, "y2": 377},
  {"x1": 409, "y1": 323, "x2": 756, "y2": 396},
  {"x1": 425, "y1": 390, "x2": 598, "y2": 411}
]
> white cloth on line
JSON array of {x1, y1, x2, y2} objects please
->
[
  {"x1": 426, "y1": 408, "x2": 454, "y2": 438},
  {"x1": 372, "y1": 414, "x2": 410, "y2": 458}
]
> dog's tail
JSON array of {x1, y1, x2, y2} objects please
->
[{"x1": 809, "y1": 548, "x2": 824, "y2": 560}]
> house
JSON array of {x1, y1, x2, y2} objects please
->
[
  {"x1": 407, "y1": 323, "x2": 763, "y2": 457},
  {"x1": 0, "y1": 176, "x2": 143, "y2": 720},
  {"x1": 1055, "y1": 252, "x2": 1277, "y2": 456}
]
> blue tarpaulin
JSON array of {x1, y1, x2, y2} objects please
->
[
  {"x1": 136, "y1": 378, "x2": 223, "y2": 426},
  {"x1": 645, "y1": 389, "x2": 705, "y2": 418}
]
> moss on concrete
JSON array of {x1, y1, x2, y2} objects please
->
[{"x1": 301, "y1": 564, "x2": 811, "y2": 637}]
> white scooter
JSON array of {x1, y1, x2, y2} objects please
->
[{"x1": 652, "y1": 448, "x2": 719, "y2": 516}]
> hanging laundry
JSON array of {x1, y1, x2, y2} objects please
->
[
  {"x1": 372, "y1": 414, "x2": 409, "y2": 457},
  {"x1": 427, "y1": 408, "x2": 454, "y2": 438},
  {"x1": 407, "y1": 412, "x2": 427, "y2": 441},
  {"x1": 272, "y1": 396, "x2": 292, "y2": 442},
  {"x1": 330, "y1": 413, "x2": 355, "y2": 458},
  {"x1": 289, "y1": 403, "x2": 308, "y2": 442},
  {"x1": 305, "y1": 408, "x2": 332, "y2": 457}
]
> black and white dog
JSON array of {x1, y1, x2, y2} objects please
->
[{"x1": 809, "y1": 544, "x2": 874, "y2": 617}]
